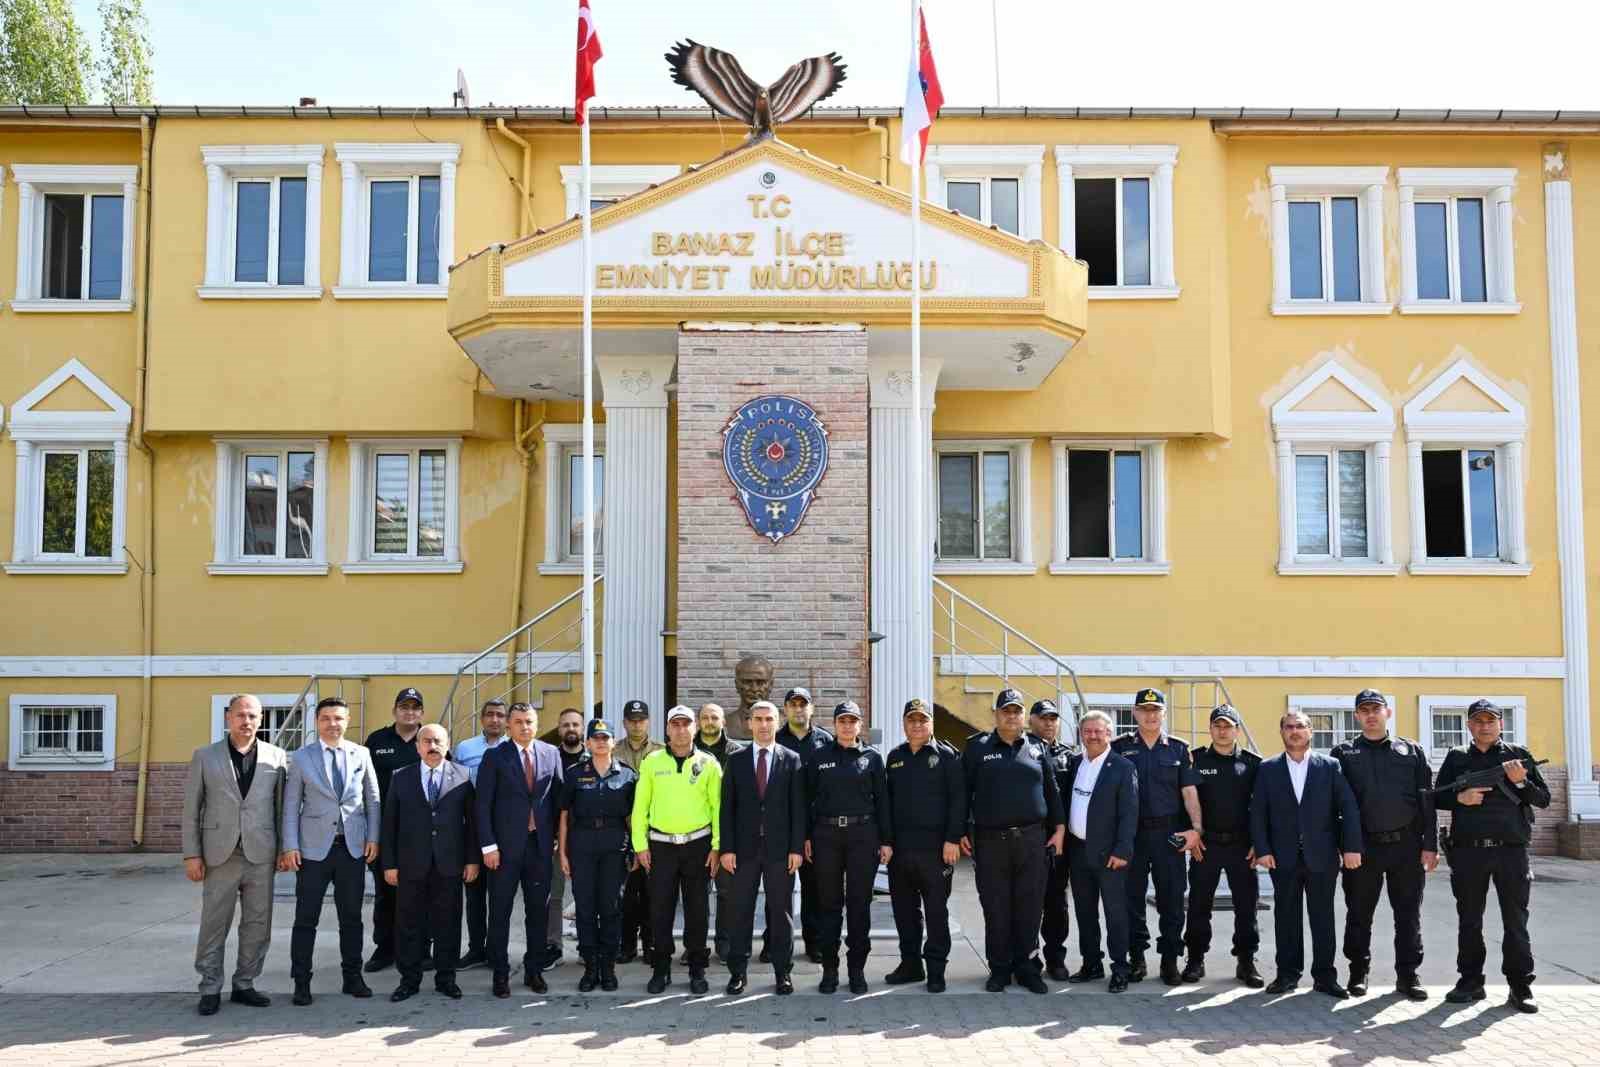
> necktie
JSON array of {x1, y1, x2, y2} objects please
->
[
  {"x1": 330, "y1": 747, "x2": 345, "y2": 796},
  {"x1": 756, "y1": 747, "x2": 768, "y2": 800},
  {"x1": 523, "y1": 747, "x2": 537, "y2": 832},
  {"x1": 427, "y1": 768, "x2": 440, "y2": 807}
]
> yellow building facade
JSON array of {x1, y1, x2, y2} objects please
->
[{"x1": 0, "y1": 104, "x2": 1596, "y2": 855}]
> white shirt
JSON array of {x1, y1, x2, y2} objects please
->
[
  {"x1": 1286, "y1": 751, "x2": 1311, "y2": 803},
  {"x1": 750, "y1": 742, "x2": 777, "y2": 773},
  {"x1": 321, "y1": 742, "x2": 345, "y2": 792},
  {"x1": 420, "y1": 762, "x2": 444, "y2": 802},
  {"x1": 1069, "y1": 749, "x2": 1108, "y2": 840}
]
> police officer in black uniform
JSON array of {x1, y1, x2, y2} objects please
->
[
  {"x1": 1330, "y1": 689, "x2": 1436, "y2": 1000},
  {"x1": 557, "y1": 719, "x2": 638, "y2": 992},
  {"x1": 960, "y1": 688, "x2": 1066, "y2": 994},
  {"x1": 1112, "y1": 687, "x2": 1202, "y2": 986},
  {"x1": 1029, "y1": 698, "x2": 1077, "y2": 981},
  {"x1": 364, "y1": 687, "x2": 428, "y2": 972},
  {"x1": 803, "y1": 700, "x2": 892, "y2": 995},
  {"x1": 1437, "y1": 699, "x2": 1551, "y2": 1014},
  {"x1": 777, "y1": 686, "x2": 833, "y2": 963},
  {"x1": 1181, "y1": 704, "x2": 1263, "y2": 987},
  {"x1": 883, "y1": 698, "x2": 966, "y2": 993}
]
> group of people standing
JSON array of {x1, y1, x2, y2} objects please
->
[{"x1": 182, "y1": 682, "x2": 1550, "y2": 1015}]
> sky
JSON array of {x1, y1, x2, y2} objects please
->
[{"x1": 71, "y1": 0, "x2": 1600, "y2": 111}]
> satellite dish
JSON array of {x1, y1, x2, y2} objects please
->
[{"x1": 454, "y1": 69, "x2": 471, "y2": 108}]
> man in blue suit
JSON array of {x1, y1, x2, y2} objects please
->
[
  {"x1": 1062, "y1": 710, "x2": 1140, "y2": 992},
  {"x1": 1251, "y1": 708, "x2": 1364, "y2": 997},
  {"x1": 477, "y1": 701, "x2": 564, "y2": 998}
]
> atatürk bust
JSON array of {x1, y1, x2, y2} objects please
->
[{"x1": 726, "y1": 654, "x2": 774, "y2": 740}]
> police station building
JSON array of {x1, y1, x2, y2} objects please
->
[{"x1": 1, "y1": 103, "x2": 1598, "y2": 858}]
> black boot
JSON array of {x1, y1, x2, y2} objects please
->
[
  {"x1": 599, "y1": 958, "x2": 619, "y2": 992},
  {"x1": 926, "y1": 960, "x2": 947, "y2": 993},
  {"x1": 1397, "y1": 973, "x2": 1428, "y2": 1001},
  {"x1": 688, "y1": 966, "x2": 709, "y2": 995},
  {"x1": 1128, "y1": 953, "x2": 1147, "y2": 982},
  {"x1": 1160, "y1": 956, "x2": 1182, "y2": 986},
  {"x1": 647, "y1": 962, "x2": 671, "y2": 994},
  {"x1": 1347, "y1": 966, "x2": 1369, "y2": 997},
  {"x1": 578, "y1": 957, "x2": 599, "y2": 993},
  {"x1": 1068, "y1": 961, "x2": 1106, "y2": 984},
  {"x1": 1181, "y1": 955, "x2": 1205, "y2": 983},
  {"x1": 819, "y1": 965, "x2": 839, "y2": 994},
  {"x1": 1236, "y1": 957, "x2": 1264, "y2": 989},
  {"x1": 884, "y1": 959, "x2": 925, "y2": 985},
  {"x1": 1507, "y1": 986, "x2": 1538, "y2": 1013},
  {"x1": 847, "y1": 968, "x2": 868, "y2": 995}
]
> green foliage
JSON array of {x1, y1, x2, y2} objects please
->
[
  {"x1": 96, "y1": 0, "x2": 152, "y2": 105},
  {"x1": 0, "y1": 0, "x2": 94, "y2": 105}
]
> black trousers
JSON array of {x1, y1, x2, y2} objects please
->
[
  {"x1": 887, "y1": 846, "x2": 953, "y2": 964},
  {"x1": 712, "y1": 866, "x2": 736, "y2": 959},
  {"x1": 1125, "y1": 826, "x2": 1186, "y2": 959},
  {"x1": 621, "y1": 865, "x2": 652, "y2": 955},
  {"x1": 797, "y1": 856, "x2": 821, "y2": 952},
  {"x1": 464, "y1": 873, "x2": 488, "y2": 954},
  {"x1": 397, "y1": 868, "x2": 461, "y2": 987},
  {"x1": 812, "y1": 820, "x2": 880, "y2": 970},
  {"x1": 649, "y1": 835, "x2": 712, "y2": 968},
  {"x1": 1068, "y1": 837, "x2": 1130, "y2": 971},
  {"x1": 1342, "y1": 835, "x2": 1425, "y2": 976},
  {"x1": 1270, "y1": 863, "x2": 1338, "y2": 982},
  {"x1": 973, "y1": 823, "x2": 1049, "y2": 976},
  {"x1": 1184, "y1": 840, "x2": 1260, "y2": 959},
  {"x1": 487, "y1": 835, "x2": 553, "y2": 980},
  {"x1": 570, "y1": 841, "x2": 629, "y2": 962},
  {"x1": 1449, "y1": 843, "x2": 1534, "y2": 987},
  {"x1": 370, "y1": 856, "x2": 429, "y2": 961},
  {"x1": 1040, "y1": 853, "x2": 1071, "y2": 966},
  {"x1": 290, "y1": 845, "x2": 366, "y2": 983},
  {"x1": 727, "y1": 840, "x2": 795, "y2": 972}
]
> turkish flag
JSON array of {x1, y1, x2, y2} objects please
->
[
  {"x1": 575, "y1": 2, "x2": 602, "y2": 125},
  {"x1": 900, "y1": 9, "x2": 943, "y2": 165}
]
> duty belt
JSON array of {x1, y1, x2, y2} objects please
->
[
  {"x1": 577, "y1": 816, "x2": 626, "y2": 830},
  {"x1": 1202, "y1": 830, "x2": 1247, "y2": 846},
  {"x1": 819, "y1": 814, "x2": 874, "y2": 828},
  {"x1": 648, "y1": 826, "x2": 711, "y2": 845},
  {"x1": 1450, "y1": 837, "x2": 1520, "y2": 849},
  {"x1": 977, "y1": 824, "x2": 1039, "y2": 839},
  {"x1": 1365, "y1": 828, "x2": 1413, "y2": 845}
]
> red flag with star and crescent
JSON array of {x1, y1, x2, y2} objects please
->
[
  {"x1": 575, "y1": 3, "x2": 602, "y2": 125},
  {"x1": 900, "y1": 9, "x2": 943, "y2": 165}
]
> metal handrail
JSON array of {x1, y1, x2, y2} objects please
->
[
  {"x1": 1166, "y1": 676, "x2": 1263, "y2": 754},
  {"x1": 275, "y1": 675, "x2": 370, "y2": 751}
]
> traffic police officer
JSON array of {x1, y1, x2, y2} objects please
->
[
  {"x1": 558, "y1": 719, "x2": 637, "y2": 993},
  {"x1": 1029, "y1": 698, "x2": 1076, "y2": 981},
  {"x1": 363, "y1": 687, "x2": 428, "y2": 973},
  {"x1": 1181, "y1": 704, "x2": 1263, "y2": 987},
  {"x1": 1112, "y1": 687, "x2": 1202, "y2": 986},
  {"x1": 1330, "y1": 688, "x2": 1436, "y2": 1000},
  {"x1": 776, "y1": 686, "x2": 833, "y2": 963},
  {"x1": 611, "y1": 699, "x2": 663, "y2": 964},
  {"x1": 960, "y1": 688, "x2": 1066, "y2": 994},
  {"x1": 1437, "y1": 699, "x2": 1551, "y2": 1014},
  {"x1": 883, "y1": 698, "x2": 965, "y2": 993},
  {"x1": 804, "y1": 700, "x2": 891, "y2": 995}
]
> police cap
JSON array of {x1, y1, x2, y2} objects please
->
[
  {"x1": 622, "y1": 699, "x2": 650, "y2": 720},
  {"x1": 1466, "y1": 698, "x2": 1503, "y2": 719},
  {"x1": 1133, "y1": 688, "x2": 1166, "y2": 709},
  {"x1": 1029, "y1": 698, "x2": 1059, "y2": 718},
  {"x1": 587, "y1": 719, "x2": 614, "y2": 739},
  {"x1": 833, "y1": 700, "x2": 863, "y2": 720},
  {"x1": 1353, "y1": 688, "x2": 1389, "y2": 710},
  {"x1": 994, "y1": 688, "x2": 1026, "y2": 711},
  {"x1": 1209, "y1": 704, "x2": 1242, "y2": 726},
  {"x1": 784, "y1": 686, "x2": 813, "y2": 705},
  {"x1": 902, "y1": 698, "x2": 932, "y2": 718},
  {"x1": 394, "y1": 687, "x2": 424, "y2": 707}
]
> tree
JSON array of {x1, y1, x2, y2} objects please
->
[
  {"x1": 95, "y1": 0, "x2": 151, "y2": 105},
  {"x1": 0, "y1": 0, "x2": 93, "y2": 105}
]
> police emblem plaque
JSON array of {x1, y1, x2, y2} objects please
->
[{"x1": 722, "y1": 394, "x2": 830, "y2": 542}]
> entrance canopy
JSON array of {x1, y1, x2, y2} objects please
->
[{"x1": 448, "y1": 138, "x2": 1088, "y2": 399}]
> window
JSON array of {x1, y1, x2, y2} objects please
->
[
  {"x1": 1268, "y1": 167, "x2": 1388, "y2": 314},
  {"x1": 1398, "y1": 168, "x2": 1517, "y2": 313},
  {"x1": 1050, "y1": 440, "x2": 1168, "y2": 574},
  {"x1": 1287, "y1": 695, "x2": 1388, "y2": 754},
  {"x1": 199, "y1": 145, "x2": 323, "y2": 298},
  {"x1": 924, "y1": 145, "x2": 1044, "y2": 240},
  {"x1": 1064, "y1": 695, "x2": 1138, "y2": 742},
  {"x1": 1418, "y1": 695, "x2": 1524, "y2": 763},
  {"x1": 334, "y1": 143, "x2": 459, "y2": 298},
  {"x1": 1420, "y1": 449, "x2": 1502, "y2": 560},
  {"x1": 540, "y1": 424, "x2": 608, "y2": 575},
  {"x1": 210, "y1": 693, "x2": 308, "y2": 750},
  {"x1": 559, "y1": 164, "x2": 681, "y2": 218},
  {"x1": 1292, "y1": 449, "x2": 1372, "y2": 559},
  {"x1": 209, "y1": 441, "x2": 329, "y2": 574},
  {"x1": 10, "y1": 165, "x2": 136, "y2": 311},
  {"x1": 9, "y1": 694, "x2": 117, "y2": 771},
  {"x1": 933, "y1": 439, "x2": 1034, "y2": 574},
  {"x1": 344, "y1": 440, "x2": 462, "y2": 572},
  {"x1": 6, "y1": 359, "x2": 131, "y2": 575},
  {"x1": 1055, "y1": 145, "x2": 1178, "y2": 298}
]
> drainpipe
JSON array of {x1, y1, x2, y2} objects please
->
[
  {"x1": 506, "y1": 400, "x2": 546, "y2": 704},
  {"x1": 866, "y1": 118, "x2": 890, "y2": 184},
  {"x1": 130, "y1": 114, "x2": 158, "y2": 847},
  {"x1": 494, "y1": 118, "x2": 535, "y2": 234}
]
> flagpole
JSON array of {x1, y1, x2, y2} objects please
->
[
  {"x1": 580, "y1": 109, "x2": 596, "y2": 722},
  {"x1": 909, "y1": 0, "x2": 924, "y2": 705}
]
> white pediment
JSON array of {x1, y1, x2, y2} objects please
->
[
  {"x1": 1272, "y1": 360, "x2": 1394, "y2": 442},
  {"x1": 1404, "y1": 359, "x2": 1525, "y2": 441}
]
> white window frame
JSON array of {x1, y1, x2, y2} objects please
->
[
  {"x1": 559, "y1": 164, "x2": 681, "y2": 219},
  {"x1": 1055, "y1": 145, "x2": 1179, "y2": 299},
  {"x1": 1271, "y1": 361, "x2": 1397, "y2": 575},
  {"x1": 9, "y1": 694, "x2": 117, "y2": 771},
  {"x1": 6, "y1": 358, "x2": 130, "y2": 575},
  {"x1": 539, "y1": 423, "x2": 607, "y2": 576},
  {"x1": 1288, "y1": 694, "x2": 1394, "y2": 755},
  {"x1": 1063, "y1": 693, "x2": 1140, "y2": 743},
  {"x1": 1403, "y1": 360, "x2": 1529, "y2": 575},
  {"x1": 1049, "y1": 439, "x2": 1168, "y2": 574},
  {"x1": 333, "y1": 143, "x2": 459, "y2": 299},
  {"x1": 924, "y1": 145, "x2": 1043, "y2": 241},
  {"x1": 1398, "y1": 168, "x2": 1518, "y2": 314},
  {"x1": 10, "y1": 164, "x2": 137, "y2": 312},
  {"x1": 208, "y1": 439, "x2": 330, "y2": 574},
  {"x1": 1268, "y1": 167, "x2": 1388, "y2": 315},
  {"x1": 210, "y1": 692, "x2": 309, "y2": 749},
  {"x1": 199, "y1": 145, "x2": 323, "y2": 299},
  {"x1": 1417, "y1": 694, "x2": 1524, "y2": 765},
  {"x1": 932, "y1": 438, "x2": 1035, "y2": 575},
  {"x1": 343, "y1": 438, "x2": 462, "y2": 573}
]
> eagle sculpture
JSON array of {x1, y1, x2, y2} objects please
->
[{"x1": 665, "y1": 40, "x2": 847, "y2": 140}]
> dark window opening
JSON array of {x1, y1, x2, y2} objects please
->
[
  {"x1": 1067, "y1": 449, "x2": 1111, "y2": 557},
  {"x1": 1421, "y1": 449, "x2": 1466, "y2": 557},
  {"x1": 1074, "y1": 178, "x2": 1117, "y2": 286}
]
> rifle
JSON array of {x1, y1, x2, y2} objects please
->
[{"x1": 1430, "y1": 758, "x2": 1547, "y2": 805}]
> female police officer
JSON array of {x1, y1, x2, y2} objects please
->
[
  {"x1": 558, "y1": 719, "x2": 638, "y2": 992},
  {"x1": 803, "y1": 701, "x2": 892, "y2": 995}
]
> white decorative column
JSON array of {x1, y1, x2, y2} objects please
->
[
  {"x1": 1363, "y1": 182, "x2": 1387, "y2": 303},
  {"x1": 1374, "y1": 441, "x2": 1395, "y2": 566},
  {"x1": 1022, "y1": 159, "x2": 1044, "y2": 241},
  {"x1": 14, "y1": 178, "x2": 35, "y2": 301},
  {"x1": 1275, "y1": 439, "x2": 1295, "y2": 571},
  {"x1": 438, "y1": 160, "x2": 457, "y2": 272},
  {"x1": 1398, "y1": 186, "x2": 1418, "y2": 304},
  {"x1": 120, "y1": 179, "x2": 136, "y2": 302},
  {"x1": 1154, "y1": 161, "x2": 1176, "y2": 288},
  {"x1": 303, "y1": 161, "x2": 323, "y2": 289},
  {"x1": 11, "y1": 440, "x2": 32, "y2": 560},
  {"x1": 204, "y1": 164, "x2": 226, "y2": 286},
  {"x1": 1541, "y1": 143, "x2": 1599, "y2": 817},
  {"x1": 339, "y1": 160, "x2": 359, "y2": 287},
  {"x1": 1269, "y1": 182, "x2": 1290, "y2": 305},
  {"x1": 597, "y1": 354, "x2": 674, "y2": 731},
  {"x1": 1406, "y1": 440, "x2": 1427, "y2": 566},
  {"x1": 1056, "y1": 163, "x2": 1076, "y2": 256},
  {"x1": 869, "y1": 354, "x2": 942, "y2": 752},
  {"x1": 1492, "y1": 184, "x2": 1517, "y2": 305}
]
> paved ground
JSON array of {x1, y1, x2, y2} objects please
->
[{"x1": 2, "y1": 853, "x2": 1598, "y2": 1065}]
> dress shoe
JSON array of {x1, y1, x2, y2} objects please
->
[
  {"x1": 543, "y1": 943, "x2": 563, "y2": 969},
  {"x1": 363, "y1": 952, "x2": 394, "y2": 973},
  {"x1": 647, "y1": 965, "x2": 671, "y2": 994},
  {"x1": 578, "y1": 961, "x2": 599, "y2": 993},
  {"x1": 848, "y1": 969, "x2": 868, "y2": 995},
  {"x1": 524, "y1": 970, "x2": 547, "y2": 994},
  {"x1": 1265, "y1": 974, "x2": 1299, "y2": 995},
  {"x1": 819, "y1": 967, "x2": 839, "y2": 994},
  {"x1": 926, "y1": 963, "x2": 947, "y2": 994},
  {"x1": 197, "y1": 994, "x2": 221, "y2": 1016},
  {"x1": 458, "y1": 947, "x2": 488, "y2": 970},
  {"x1": 1446, "y1": 981, "x2": 1485, "y2": 1004},
  {"x1": 884, "y1": 959, "x2": 925, "y2": 985},
  {"x1": 1160, "y1": 956, "x2": 1183, "y2": 986},
  {"x1": 1016, "y1": 970, "x2": 1048, "y2": 994},
  {"x1": 758, "y1": 945, "x2": 772, "y2": 964},
  {"x1": 984, "y1": 971, "x2": 1009, "y2": 993},
  {"x1": 420, "y1": 954, "x2": 435, "y2": 972},
  {"x1": 230, "y1": 987, "x2": 271, "y2": 1007},
  {"x1": 1068, "y1": 962, "x2": 1106, "y2": 984},
  {"x1": 599, "y1": 960, "x2": 619, "y2": 992},
  {"x1": 292, "y1": 982, "x2": 313, "y2": 1007},
  {"x1": 1397, "y1": 974, "x2": 1428, "y2": 1001},
  {"x1": 1128, "y1": 954, "x2": 1147, "y2": 982},
  {"x1": 688, "y1": 968, "x2": 709, "y2": 995},
  {"x1": 1181, "y1": 956, "x2": 1206, "y2": 983},
  {"x1": 492, "y1": 975, "x2": 511, "y2": 998},
  {"x1": 390, "y1": 984, "x2": 419, "y2": 1002},
  {"x1": 1236, "y1": 958, "x2": 1265, "y2": 988},
  {"x1": 1507, "y1": 987, "x2": 1538, "y2": 1014},
  {"x1": 1046, "y1": 962, "x2": 1071, "y2": 982},
  {"x1": 436, "y1": 982, "x2": 463, "y2": 999},
  {"x1": 1313, "y1": 978, "x2": 1349, "y2": 999},
  {"x1": 342, "y1": 975, "x2": 373, "y2": 998},
  {"x1": 1108, "y1": 971, "x2": 1129, "y2": 994},
  {"x1": 1347, "y1": 968, "x2": 1369, "y2": 996},
  {"x1": 775, "y1": 971, "x2": 794, "y2": 995},
  {"x1": 726, "y1": 972, "x2": 748, "y2": 995}
]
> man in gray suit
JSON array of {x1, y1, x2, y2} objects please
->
[
  {"x1": 281, "y1": 696, "x2": 382, "y2": 1005},
  {"x1": 183, "y1": 694, "x2": 288, "y2": 1016}
]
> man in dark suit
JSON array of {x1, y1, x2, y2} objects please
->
[
  {"x1": 718, "y1": 699, "x2": 806, "y2": 995},
  {"x1": 1251, "y1": 709, "x2": 1364, "y2": 997},
  {"x1": 1062, "y1": 710, "x2": 1140, "y2": 992},
  {"x1": 381, "y1": 723, "x2": 478, "y2": 1002},
  {"x1": 476, "y1": 702, "x2": 564, "y2": 997}
]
